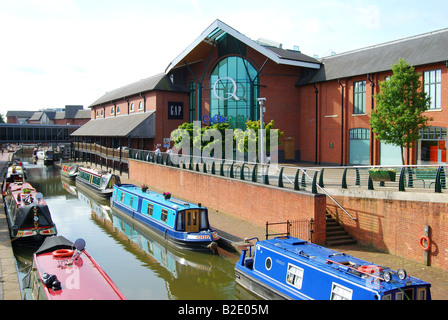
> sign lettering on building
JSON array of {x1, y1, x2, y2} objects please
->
[{"x1": 168, "y1": 102, "x2": 184, "y2": 119}]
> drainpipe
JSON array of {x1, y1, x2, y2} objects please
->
[
  {"x1": 140, "y1": 93, "x2": 146, "y2": 113},
  {"x1": 313, "y1": 83, "x2": 319, "y2": 164},
  {"x1": 368, "y1": 74, "x2": 375, "y2": 165},
  {"x1": 338, "y1": 79, "x2": 344, "y2": 166}
]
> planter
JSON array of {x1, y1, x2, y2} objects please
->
[{"x1": 369, "y1": 170, "x2": 396, "y2": 182}]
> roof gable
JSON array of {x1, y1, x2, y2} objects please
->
[{"x1": 165, "y1": 19, "x2": 321, "y2": 73}]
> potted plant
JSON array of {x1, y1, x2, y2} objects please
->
[
  {"x1": 163, "y1": 192, "x2": 171, "y2": 200},
  {"x1": 141, "y1": 184, "x2": 148, "y2": 192},
  {"x1": 368, "y1": 168, "x2": 397, "y2": 182}
]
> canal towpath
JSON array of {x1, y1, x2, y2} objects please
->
[{"x1": 0, "y1": 153, "x2": 448, "y2": 300}]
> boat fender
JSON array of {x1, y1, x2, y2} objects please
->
[
  {"x1": 52, "y1": 249, "x2": 74, "y2": 258},
  {"x1": 41, "y1": 273, "x2": 57, "y2": 287},
  {"x1": 420, "y1": 236, "x2": 431, "y2": 251}
]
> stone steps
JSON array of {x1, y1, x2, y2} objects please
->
[{"x1": 326, "y1": 213, "x2": 357, "y2": 246}]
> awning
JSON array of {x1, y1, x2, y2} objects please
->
[{"x1": 71, "y1": 111, "x2": 155, "y2": 138}]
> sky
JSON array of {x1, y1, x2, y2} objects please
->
[{"x1": 0, "y1": 0, "x2": 447, "y2": 114}]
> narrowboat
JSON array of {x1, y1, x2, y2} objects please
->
[
  {"x1": 22, "y1": 236, "x2": 126, "y2": 300},
  {"x1": 3, "y1": 181, "x2": 57, "y2": 245},
  {"x1": 75, "y1": 166, "x2": 120, "y2": 199},
  {"x1": 235, "y1": 236, "x2": 431, "y2": 300},
  {"x1": 36, "y1": 150, "x2": 54, "y2": 165},
  {"x1": 60, "y1": 163, "x2": 79, "y2": 181},
  {"x1": 2, "y1": 161, "x2": 26, "y2": 196},
  {"x1": 110, "y1": 184, "x2": 220, "y2": 252}
]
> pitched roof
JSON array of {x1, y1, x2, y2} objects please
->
[
  {"x1": 89, "y1": 73, "x2": 188, "y2": 107},
  {"x1": 70, "y1": 111, "x2": 155, "y2": 138},
  {"x1": 299, "y1": 28, "x2": 448, "y2": 85},
  {"x1": 6, "y1": 111, "x2": 36, "y2": 118},
  {"x1": 74, "y1": 109, "x2": 91, "y2": 119},
  {"x1": 165, "y1": 19, "x2": 321, "y2": 74}
]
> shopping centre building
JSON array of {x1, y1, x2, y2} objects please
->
[{"x1": 72, "y1": 19, "x2": 448, "y2": 166}]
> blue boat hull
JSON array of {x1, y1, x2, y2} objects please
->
[{"x1": 110, "y1": 197, "x2": 217, "y2": 252}]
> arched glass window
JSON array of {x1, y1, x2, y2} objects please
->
[{"x1": 209, "y1": 56, "x2": 259, "y2": 129}]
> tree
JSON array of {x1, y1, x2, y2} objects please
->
[{"x1": 370, "y1": 59, "x2": 431, "y2": 164}]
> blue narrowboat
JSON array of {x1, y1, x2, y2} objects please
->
[
  {"x1": 235, "y1": 236, "x2": 431, "y2": 300},
  {"x1": 110, "y1": 184, "x2": 220, "y2": 253}
]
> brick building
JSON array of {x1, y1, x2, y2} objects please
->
[
  {"x1": 75, "y1": 20, "x2": 448, "y2": 165},
  {"x1": 7, "y1": 105, "x2": 90, "y2": 126}
]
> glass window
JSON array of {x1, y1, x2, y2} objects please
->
[
  {"x1": 111, "y1": 106, "x2": 115, "y2": 115},
  {"x1": 117, "y1": 106, "x2": 120, "y2": 114},
  {"x1": 349, "y1": 128, "x2": 370, "y2": 165},
  {"x1": 120, "y1": 192, "x2": 125, "y2": 202},
  {"x1": 161, "y1": 209, "x2": 168, "y2": 223},
  {"x1": 139, "y1": 101, "x2": 143, "y2": 110},
  {"x1": 331, "y1": 283, "x2": 353, "y2": 300},
  {"x1": 286, "y1": 264, "x2": 304, "y2": 289},
  {"x1": 210, "y1": 56, "x2": 259, "y2": 129},
  {"x1": 424, "y1": 69, "x2": 441, "y2": 109},
  {"x1": 147, "y1": 203, "x2": 153, "y2": 216},
  {"x1": 130, "y1": 103, "x2": 134, "y2": 112},
  {"x1": 354, "y1": 81, "x2": 366, "y2": 114}
]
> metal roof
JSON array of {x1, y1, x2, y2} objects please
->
[
  {"x1": 165, "y1": 19, "x2": 321, "y2": 74},
  {"x1": 300, "y1": 28, "x2": 448, "y2": 85},
  {"x1": 71, "y1": 111, "x2": 155, "y2": 138},
  {"x1": 89, "y1": 73, "x2": 188, "y2": 107}
]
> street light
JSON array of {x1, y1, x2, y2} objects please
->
[{"x1": 257, "y1": 97, "x2": 266, "y2": 164}]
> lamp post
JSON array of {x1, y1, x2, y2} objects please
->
[{"x1": 257, "y1": 98, "x2": 266, "y2": 164}]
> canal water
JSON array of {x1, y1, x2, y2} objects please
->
[{"x1": 12, "y1": 159, "x2": 256, "y2": 300}]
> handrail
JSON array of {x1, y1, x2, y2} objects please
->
[{"x1": 302, "y1": 170, "x2": 357, "y2": 221}]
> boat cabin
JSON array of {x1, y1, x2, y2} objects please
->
[
  {"x1": 3, "y1": 182, "x2": 57, "y2": 243},
  {"x1": 76, "y1": 167, "x2": 120, "y2": 198},
  {"x1": 236, "y1": 236, "x2": 431, "y2": 300},
  {"x1": 111, "y1": 184, "x2": 219, "y2": 251}
]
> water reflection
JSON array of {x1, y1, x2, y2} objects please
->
[{"x1": 13, "y1": 160, "x2": 257, "y2": 300}]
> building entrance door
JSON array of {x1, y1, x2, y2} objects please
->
[
  {"x1": 418, "y1": 127, "x2": 447, "y2": 165},
  {"x1": 284, "y1": 136, "x2": 295, "y2": 160}
]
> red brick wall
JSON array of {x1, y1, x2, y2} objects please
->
[
  {"x1": 129, "y1": 159, "x2": 327, "y2": 244},
  {"x1": 328, "y1": 196, "x2": 448, "y2": 270}
]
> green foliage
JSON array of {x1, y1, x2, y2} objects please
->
[
  {"x1": 171, "y1": 119, "x2": 284, "y2": 161},
  {"x1": 370, "y1": 58, "x2": 432, "y2": 164}
]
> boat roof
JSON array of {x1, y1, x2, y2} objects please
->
[
  {"x1": 78, "y1": 166, "x2": 108, "y2": 176},
  {"x1": 116, "y1": 184, "x2": 204, "y2": 211},
  {"x1": 33, "y1": 236, "x2": 126, "y2": 300},
  {"x1": 258, "y1": 237, "x2": 430, "y2": 291}
]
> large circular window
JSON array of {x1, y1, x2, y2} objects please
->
[{"x1": 209, "y1": 56, "x2": 259, "y2": 129}]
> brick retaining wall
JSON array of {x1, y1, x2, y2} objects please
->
[
  {"x1": 328, "y1": 195, "x2": 448, "y2": 270},
  {"x1": 129, "y1": 159, "x2": 327, "y2": 244}
]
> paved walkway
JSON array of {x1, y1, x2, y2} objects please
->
[{"x1": 0, "y1": 152, "x2": 21, "y2": 300}]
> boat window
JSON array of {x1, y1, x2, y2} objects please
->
[
  {"x1": 265, "y1": 257, "x2": 272, "y2": 270},
  {"x1": 147, "y1": 203, "x2": 153, "y2": 216},
  {"x1": 161, "y1": 209, "x2": 168, "y2": 223},
  {"x1": 177, "y1": 211, "x2": 185, "y2": 231},
  {"x1": 130, "y1": 196, "x2": 133, "y2": 207},
  {"x1": 199, "y1": 210, "x2": 208, "y2": 229},
  {"x1": 92, "y1": 175, "x2": 101, "y2": 186},
  {"x1": 382, "y1": 294, "x2": 392, "y2": 300},
  {"x1": 330, "y1": 283, "x2": 353, "y2": 300},
  {"x1": 417, "y1": 288, "x2": 427, "y2": 300},
  {"x1": 286, "y1": 264, "x2": 304, "y2": 290},
  {"x1": 120, "y1": 192, "x2": 125, "y2": 202}
]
